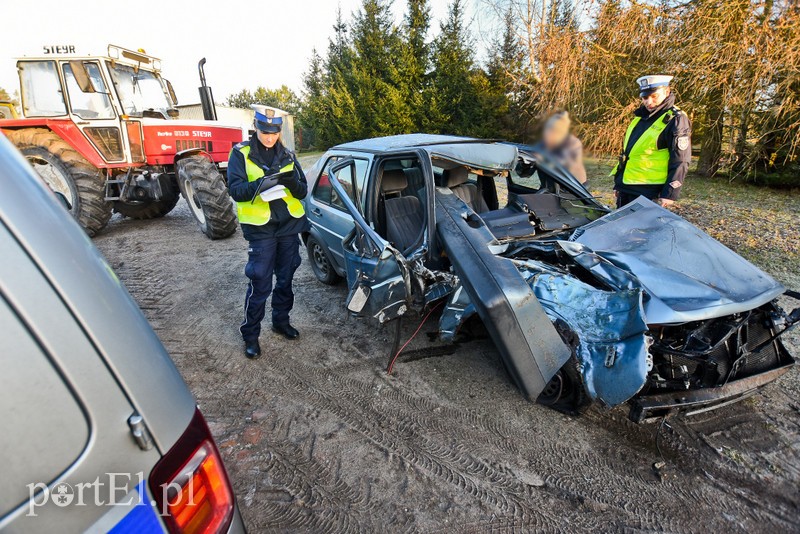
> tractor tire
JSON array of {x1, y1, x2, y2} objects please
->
[
  {"x1": 113, "y1": 178, "x2": 180, "y2": 219},
  {"x1": 176, "y1": 155, "x2": 237, "y2": 239},
  {"x1": 7, "y1": 128, "x2": 111, "y2": 236}
]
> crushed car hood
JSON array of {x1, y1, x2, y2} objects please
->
[{"x1": 568, "y1": 197, "x2": 785, "y2": 325}]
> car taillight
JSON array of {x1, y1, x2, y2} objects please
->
[
  {"x1": 126, "y1": 120, "x2": 145, "y2": 163},
  {"x1": 149, "y1": 408, "x2": 234, "y2": 534}
]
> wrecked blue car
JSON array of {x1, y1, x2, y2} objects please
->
[{"x1": 302, "y1": 134, "x2": 798, "y2": 422}]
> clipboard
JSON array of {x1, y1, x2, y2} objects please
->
[{"x1": 250, "y1": 169, "x2": 294, "y2": 203}]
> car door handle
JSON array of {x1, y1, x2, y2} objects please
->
[{"x1": 311, "y1": 208, "x2": 322, "y2": 217}]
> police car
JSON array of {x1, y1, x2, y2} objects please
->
[{"x1": 0, "y1": 134, "x2": 245, "y2": 531}]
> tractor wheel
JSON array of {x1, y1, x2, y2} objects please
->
[
  {"x1": 114, "y1": 178, "x2": 180, "y2": 219},
  {"x1": 7, "y1": 128, "x2": 111, "y2": 236},
  {"x1": 176, "y1": 155, "x2": 237, "y2": 239}
]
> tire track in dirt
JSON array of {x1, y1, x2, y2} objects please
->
[
  {"x1": 266, "y1": 360, "x2": 711, "y2": 532},
  {"x1": 265, "y1": 362, "x2": 576, "y2": 530},
  {"x1": 96, "y1": 215, "x2": 800, "y2": 533}
]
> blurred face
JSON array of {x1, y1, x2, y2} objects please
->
[
  {"x1": 641, "y1": 87, "x2": 670, "y2": 111},
  {"x1": 257, "y1": 130, "x2": 280, "y2": 148}
]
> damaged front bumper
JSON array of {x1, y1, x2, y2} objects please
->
[{"x1": 629, "y1": 361, "x2": 796, "y2": 422}]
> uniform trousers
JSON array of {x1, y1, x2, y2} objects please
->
[{"x1": 240, "y1": 234, "x2": 302, "y2": 342}]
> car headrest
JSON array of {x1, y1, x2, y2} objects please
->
[
  {"x1": 381, "y1": 169, "x2": 408, "y2": 193},
  {"x1": 443, "y1": 167, "x2": 469, "y2": 187}
]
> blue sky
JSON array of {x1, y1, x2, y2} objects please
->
[{"x1": 0, "y1": 0, "x2": 492, "y2": 106}]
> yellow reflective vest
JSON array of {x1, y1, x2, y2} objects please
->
[
  {"x1": 611, "y1": 109, "x2": 675, "y2": 185},
  {"x1": 233, "y1": 145, "x2": 305, "y2": 226}
]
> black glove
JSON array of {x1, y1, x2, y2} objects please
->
[{"x1": 277, "y1": 172, "x2": 297, "y2": 187}]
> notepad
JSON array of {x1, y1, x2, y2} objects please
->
[{"x1": 259, "y1": 184, "x2": 288, "y2": 202}]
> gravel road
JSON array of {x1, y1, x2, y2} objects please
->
[{"x1": 93, "y1": 162, "x2": 800, "y2": 532}]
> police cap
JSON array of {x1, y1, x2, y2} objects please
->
[
  {"x1": 636, "y1": 75, "x2": 673, "y2": 97},
  {"x1": 251, "y1": 104, "x2": 283, "y2": 133}
]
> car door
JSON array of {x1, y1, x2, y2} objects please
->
[
  {"x1": 306, "y1": 153, "x2": 372, "y2": 272},
  {"x1": 327, "y1": 154, "x2": 433, "y2": 323}
]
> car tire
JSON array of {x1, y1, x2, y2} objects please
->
[
  {"x1": 114, "y1": 178, "x2": 180, "y2": 219},
  {"x1": 176, "y1": 155, "x2": 237, "y2": 239},
  {"x1": 307, "y1": 235, "x2": 341, "y2": 285},
  {"x1": 8, "y1": 128, "x2": 112, "y2": 236},
  {"x1": 537, "y1": 356, "x2": 591, "y2": 416}
]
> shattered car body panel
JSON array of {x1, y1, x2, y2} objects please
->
[
  {"x1": 307, "y1": 134, "x2": 798, "y2": 422},
  {"x1": 570, "y1": 198, "x2": 786, "y2": 324}
]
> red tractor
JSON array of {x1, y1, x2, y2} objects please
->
[{"x1": 0, "y1": 45, "x2": 241, "y2": 238}]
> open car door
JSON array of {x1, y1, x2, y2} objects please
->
[{"x1": 327, "y1": 157, "x2": 414, "y2": 323}]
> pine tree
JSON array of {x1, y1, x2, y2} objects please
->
[
  {"x1": 429, "y1": 0, "x2": 479, "y2": 135},
  {"x1": 349, "y1": 0, "x2": 412, "y2": 138},
  {"x1": 299, "y1": 49, "x2": 326, "y2": 149},
  {"x1": 487, "y1": 6, "x2": 526, "y2": 140},
  {"x1": 400, "y1": 0, "x2": 432, "y2": 131}
]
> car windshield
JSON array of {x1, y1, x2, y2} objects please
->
[{"x1": 106, "y1": 63, "x2": 171, "y2": 117}]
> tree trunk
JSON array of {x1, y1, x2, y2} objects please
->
[{"x1": 697, "y1": 101, "x2": 724, "y2": 177}]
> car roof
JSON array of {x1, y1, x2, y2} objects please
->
[
  {"x1": 334, "y1": 133, "x2": 490, "y2": 152},
  {"x1": 333, "y1": 134, "x2": 520, "y2": 171}
]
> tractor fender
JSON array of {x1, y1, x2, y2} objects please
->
[
  {"x1": 2, "y1": 120, "x2": 130, "y2": 169},
  {"x1": 174, "y1": 148, "x2": 214, "y2": 165}
]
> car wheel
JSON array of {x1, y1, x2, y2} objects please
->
[
  {"x1": 307, "y1": 236, "x2": 341, "y2": 285},
  {"x1": 537, "y1": 356, "x2": 590, "y2": 416}
]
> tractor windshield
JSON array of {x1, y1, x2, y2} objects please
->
[{"x1": 107, "y1": 63, "x2": 173, "y2": 118}]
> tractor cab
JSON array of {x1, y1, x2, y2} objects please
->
[{"x1": 1, "y1": 45, "x2": 241, "y2": 239}]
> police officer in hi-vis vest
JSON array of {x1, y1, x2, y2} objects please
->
[
  {"x1": 227, "y1": 105, "x2": 309, "y2": 359},
  {"x1": 612, "y1": 75, "x2": 692, "y2": 208}
]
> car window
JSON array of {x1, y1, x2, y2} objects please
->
[
  {"x1": 312, "y1": 156, "x2": 341, "y2": 205},
  {"x1": 315, "y1": 157, "x2": 369, "y2": 212},
  {"x1": 509, "y1": 168, "x2": 541, "y2": 192}
]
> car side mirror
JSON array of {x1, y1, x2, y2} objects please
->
[{"x1": 69, "y1": 61, "x2": 97, "y2": 93}]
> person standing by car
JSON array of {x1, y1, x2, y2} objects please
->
[
  {"x1": 611, "y1": 75, "x2": 692, "y2": 208},
  {"x1": 540, "y1": 111, "x2": 587, "y2": 184},
  {"x1": 227, "y1": 105, "x2": 309, "y2": 359}
]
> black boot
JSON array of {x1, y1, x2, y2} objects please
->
[
  {"x1": 244, "y1": 339, "x2": 261, "y2": 359},
  {"x1": 272, "y1": 323, "x2": 299, "y2": 340}
]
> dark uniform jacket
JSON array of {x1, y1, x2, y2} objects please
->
[
  {"x1": 227, "y1": 133, "x2": 310, "y2": 241},
  {"x1": 614, "y1": 93, "x2": 692, "y2": 201}
]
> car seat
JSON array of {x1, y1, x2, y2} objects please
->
[
  {"x1": 382, "y1": 169, "x2": 424, "y2": 252},
  {"x1": 442, "y1": 167, "x2": 489, "y2": 213}
]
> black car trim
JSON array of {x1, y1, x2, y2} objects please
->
[{"x1": 435, "y1": 190, "x2": 572, "y2": 399}]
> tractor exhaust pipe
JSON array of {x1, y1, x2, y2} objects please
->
[{"x1": 198, "y1": 58, "x2": 217, "y2": 121}]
